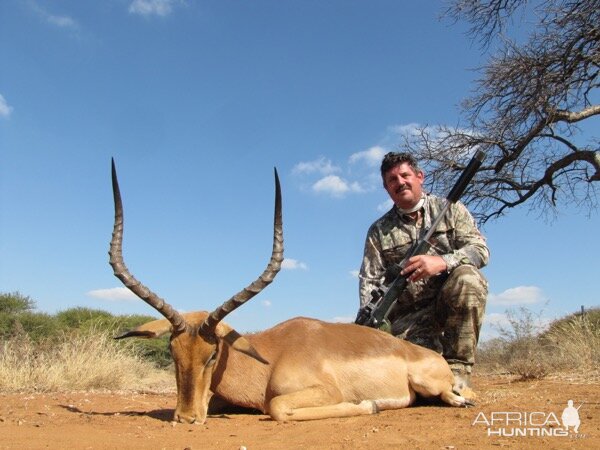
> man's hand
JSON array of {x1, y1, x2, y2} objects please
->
[{"x1": 401, "y1": 255, "x2": 447, "y2": 282}]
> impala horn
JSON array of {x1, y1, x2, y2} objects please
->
[
  {"x1": 109, "y1": 159, "x2": 188, "y2": 334},
  {"x1": 199, "y1": 168, "x2": 283, "y2": 336}
]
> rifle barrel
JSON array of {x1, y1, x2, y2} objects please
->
[{"x1": 446, "y1": 149, "x2": 485, "y2": 203}]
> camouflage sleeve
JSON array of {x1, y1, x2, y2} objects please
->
[
  {"x1": 358, "y1": 225, "x2": 386, "y2": 308},
  {"x1": 440, "y1": 201, "x2": 490, "y2": 272}
]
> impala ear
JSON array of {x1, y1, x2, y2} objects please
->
[
  {"x1": 215, "y1": 324, "x2": 269, "y2": 365},
  {"x1": 114, "y1": 318, "x2": 172, "y2": 340}
]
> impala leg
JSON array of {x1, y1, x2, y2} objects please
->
[
  {"x1": 408, "y1": 376, "x2": 470, "y2": 407},
  {"x1": 408, "y1": 369, "x2": 469, "y2": 407},
  {"x1": 268, "y1": 386, "x2": 376, "y2": 422},
  {"x1": 440, "y1": 389, "x2": 469, "y2": 407},
  {"x1": 276, "y1": 400, "x2": 378, "y2": 421}
]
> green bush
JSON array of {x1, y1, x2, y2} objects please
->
[
  {"x1": 0, "y1": 292, "x2": 42, "y2": 339},
  {"x1": 55, "y1": 307, "x2": 116, "y2": 331},
  {"x1": 0, "y1": 292, "x2": 172, "y2": 368},
  {"x1": 1, "y1": 312, "x2": 59, "y2": 343},
  {"x1": 113, "y1": 313, "x2": 162, "y2": 331},
  {"x1": 10, "y1": 311, "x2": 60, "y2": 342},
  {"x1": 0, "y1": 291, "x2": 36, "y2": 315},
  {"x1": 128, "y1": 336, "x2": 172, "y2": 368}
]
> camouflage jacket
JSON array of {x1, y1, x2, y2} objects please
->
[{"x1": 359, "y1": 194, "x2": 489, "y2": 308}]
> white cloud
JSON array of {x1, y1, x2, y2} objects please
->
[
  {"x1": 129, "y1": 0, "x2": 180, "y2": 17},
  {"x1": 377, "y1": 198, "x2": 394, "y2": 212},
  {"x1": 292, "y1": 157, "x2": 340, "y2": 176},
  {"x1": 28, "y1": 1, "x2": 79, "y2": 30},
  {"x1": 349, "y1": 270, "x2": 359, "y2": 278},
  {"x1": 293, "y1": 122, "x2": 467, "y2": 204},
  {"x1": 281, "y1": 258, "x2": 308, "y2": 270},
  {"x1": 86, "y1": 287, "x2": 139, "y2": 302},
  {"x1": 349, "y1": 146, "x2": 386, "y2": 167},
  {"x1": 47, "y1": 15, "x2": 77, "y2": 28},
  {"x1": 484, "y1": 312, "x2": 511, "y2": 328},
  {"x1": 0, "y1": 94, "x2": 13, "y2": 119},
  {"x1": 489, "y1": 286, "x2": 546, "y2": 306},
  {"x1": 261, "y1": 300, "x2": 272, "y2": 307},
  {"x1": 388, "y1": 122, "x2": 422, "y2": 137},
  {"x1": 312, "y1": 175, "x2": 364, "y2": 197}
]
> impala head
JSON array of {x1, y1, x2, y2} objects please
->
[{"x1": 110, "y1": 160, "x2": 282, "y2": 424}]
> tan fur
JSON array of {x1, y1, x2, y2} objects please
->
[{"x1": 122, "y1": 313, "x2": 468, "y2": 424}]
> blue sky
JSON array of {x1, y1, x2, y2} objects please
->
[{"x1": 1, "y1": 0, "x2": 598, "y2": 340}]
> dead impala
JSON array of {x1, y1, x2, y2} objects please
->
[{"x1": 109, "y1": 160, "x2": 471, "y2": 424}]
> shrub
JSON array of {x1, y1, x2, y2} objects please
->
[
  {"x1": 0, "y1": 291, "x2": 36, "y2": 314},
  {"x1": 0, "y1": 292, "x2": 172, "y2": 369},
  {"x1": 50, "y1": 307, "x2": 172, "y2": 368},
  {"x1": 0, "y1": 327, "x2": 173, "y2": 393},
  {"x1": 55, "y1": 307, "x2": 116, "y2": 331},
  {"x1": 541, "y1": 309, "x2": 600, "y2": 371},
  {"x1": 478, "y1": 307, "x2": 600, "y2": 380},
  {"x1": 0, "y1": 311, "x2": 60, "y2": 342},
  {"x1": 0, "y1": 292, "x2": 44, "y2": 340}
]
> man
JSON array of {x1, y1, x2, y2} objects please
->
[{"x1": 359, "y1": 152, "x2": 489, "y2": 390}]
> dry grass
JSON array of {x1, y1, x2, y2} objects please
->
[
  {"x1": 543, "y1": 313, "x2": 600, "y2": 369},
  {"x1": 0, "y1": 328, "x2": 173, "y2": 393},
  {"x1": 477, "y1": 308, "x2": 600, "y2": 380}
]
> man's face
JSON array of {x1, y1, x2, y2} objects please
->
[{"x1": 383, "y1": 162, "x2": 424, "y2": 210}]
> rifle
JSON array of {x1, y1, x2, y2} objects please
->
[{"x1": 355, "y1": 150, "x2": 486, "y2": 331}]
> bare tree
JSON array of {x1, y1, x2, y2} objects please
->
[{"x1": 403, "y1": 0, "x2": 599, "y2": 223}]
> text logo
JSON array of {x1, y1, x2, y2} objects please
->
[{"x1": 472, "y1": 400, "x2": 585, "y2": 438}]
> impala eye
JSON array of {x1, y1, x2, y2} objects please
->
[{"x1": 205, "y1": 350, "x2": 217, "y2": 368}]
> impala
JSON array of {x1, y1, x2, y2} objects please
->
[{"x1": 109, "y1": 160, "x2": 471, "y2": 424}]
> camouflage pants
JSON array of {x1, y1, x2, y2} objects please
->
[{"x1": 390, "y1": 265, "x2": 488, "y2": 372}]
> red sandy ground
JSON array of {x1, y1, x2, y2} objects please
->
[{"x1": 1, "y1": 376, "x2": 598, "y2": 449}]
